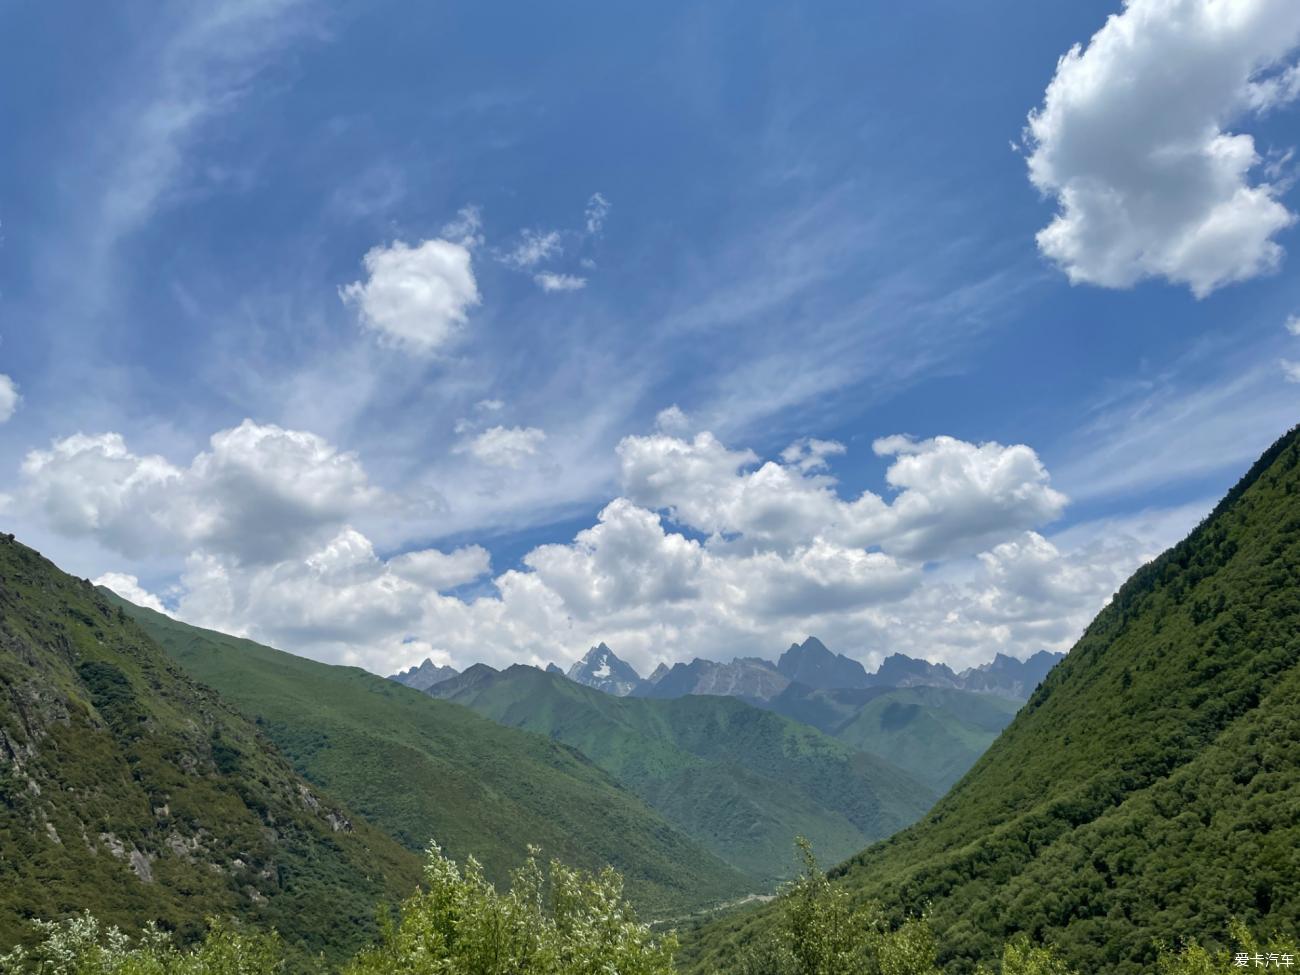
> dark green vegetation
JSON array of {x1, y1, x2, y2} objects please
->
[
  {"x1": 0, "y1": 536, "x2": 423, "y2": 970},
  {"x1": 115, "y1": 599, "x2": 751, "y2": 915},
  {"x1": 8, "y1": 844, "x2": 1289, "y2": 974},
  {"x1": 430, "y1": 664, "x2": 935, "y2": 885},
  {"x1": 764, "y1": 684, "x2": 1020, "y2": 792},
  {"x1": 688, "y1": 426, "x2": 1300, "y2": 974}
]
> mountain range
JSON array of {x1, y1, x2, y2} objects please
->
[
  {"x1": 111, "y1": 599, "x2": 751, "y2": 917},
  {"x1": 4, "y1": 425, "x2": 1298, "y2": 973},
  {"x1": 388, "y1": 657, "x2": 459, "y2": 692},
  {"x1": 595, "y1": 636, "x2": 1059, "y2": 701},
  {"x1": 403, "y1": 633, "x2": 1063, "y2": 704},
  {"x1": 426, "y1": 663, "x2": 935, "y2": 884},
  {"x1": 687, "y1": 426, "x2": 1300, "y2": 974}
]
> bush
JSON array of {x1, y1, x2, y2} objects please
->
[
  {"x1": 0, "y1": 914, "x2": 283, "y2": 974},
  {"x1": 732, "y1": 839, "x2": 939, "y2": 975},
  {"x1": 344, "y1": 843, "x2": 677, "y2": 974}
]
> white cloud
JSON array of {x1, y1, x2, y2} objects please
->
[
  {"x1": 869, "y1": 434, "x2": 1068, "y2": 560},
  {"x1": 340, "y1": 238, "x2": 480, "y2": 354},
  {"x1": 21, "y1": 420, "x2": 377, "y2": 563},
  {"x1": 505, "y1": 229, "x2": 562, "y2": 269},
  {"x1": 617, "y1": 431, "x2": 1066, "y2": 561},
  {"x1": 440, "y1": 205, "x2": 484, "y2": 248},
  {"x1": 780, "y1": 438, "x2": 846, "y2": 473},
  {"x1": 1056, "y1": 354, "x2": 1300, "y2": 500},
  {"x1": 1287, "y1": 314, "x2": 1300, "y2": 336},
  {"x1": 534, "y1": 272, "x2": 587, "y2": 292},
  {"x1": 0, "y1": 374, "x2": 20, "y2": 424},
  {"x1": 388, "y1": 544, "x2": 491, "y2": 590},
  {"x1": 1025, "y1": 0, "x2": 1300, "y2": 296},
  {"x1": 1282, "y1": 359, "x2": 1300, "y2": 382},
  {"x1": 93, "y1": 572, "x2": 166, "y2": 613},
  {"x1": 654, "y1": 405, "x2": 691, "y2": 434},
  {"x1": 455, "y1": 425, "x2": 547, "y2": 468},
  {"x1": 35, "y1": 422, "x2": 1179, "y2": 677},
  {"x1": 585, "y1": 192, "x2": 611, "y2": 235}
]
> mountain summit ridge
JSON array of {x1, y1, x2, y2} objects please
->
[{"x1": 566, "y1": 642, "x2": 642, "y2": 696}]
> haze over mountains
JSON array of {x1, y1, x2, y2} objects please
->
[
  {"x1": 427, "y1": 664, "x2": 934, "y2": 884},
  {"x1": 389, "y1": 634, "x2": 1057, "y2": 813}
]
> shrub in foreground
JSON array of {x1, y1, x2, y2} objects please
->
[{"x1": 344, "y1": 843, "x2": 677, "y2": 974}]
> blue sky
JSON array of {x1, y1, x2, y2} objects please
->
[{"x1": 2, "y1": 0, "x2": 1298, "y2": 675}]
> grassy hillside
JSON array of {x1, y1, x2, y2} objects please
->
[
  {"x1": 0, "y1": 536, "x2": 423, "y2": 970},
  {"x1": 115, "y1": 600, "x2": 750, "y2": 915},
  {"x1": 686, "y1": 426, "x2": 1300, "y2": 973},
  {"x1": 828, "y1": 686, "x2": 1020, "y2": 792},
  {"x1": 433, "y1": 664, "x2": 935, "y2": 885}
]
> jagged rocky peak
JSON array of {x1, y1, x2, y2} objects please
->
[
  {"x1": 644, "y1": 662, "x2": 671, "y2": 684},
  {"x1": 544, "y1": 662, "x2": 566, "y2": 676},
  {"x1": 635, "y1": 656, "x2": 788, "y2": 701},
  {"x1": 388, "y1": 657, "x2": 460, "y2": 692},
  {"x1": 776, "y1": 636, "x2": 870, "y2": 690},
  {"x1": 423, "y1": 662, "x2": 499, "y2": 698},
  {"x1": 957, "y1": 650, "x2": 1064, "y2": 700},
  {"x1": 870, "y1": 652, "x2": 961, "y2": 689},
  {"x1": 566, "y1": 643, "x2": 642, "y2": 696}
]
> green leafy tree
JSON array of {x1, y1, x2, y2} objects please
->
[
  {"x1": 974, "y1": 935, "x2": 1077, "y2": 975},
  {"x1": 344, "y1": 843, "x2": 677, "y2": 974},
  {"x1": 733, "y1": 839, "x2": 938, "y2": 975},
  {"x1": 1155, "y1": 920, "x2": 1299, "y2": 975},
  {"x1": 0, "y1": 914, "x2": 282, "y2": 974}
]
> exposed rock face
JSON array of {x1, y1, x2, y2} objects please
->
[
  {"x1": 388, "y1": 658, "x2": 459, "y2": 692},
  {"x1": 0, "y1": 535, "x2": 423, "y2": 961},
  {"x1": 956, "y1": 650, "x2": 1063, "y2": 700},
  {"x1": 565, "y1": 644, "x2": 642, "y2": 697},
  {"x1": 868, "y1": 652, "x2": 962, "y2": 690},
  {"x1": 634, "y1": 657, "x2": 789, "y2": 701},
  {"x1": 776, "y1": 637, "x2": 870, "y2": 690}
]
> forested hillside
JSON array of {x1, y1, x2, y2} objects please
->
[
  {"x1": 432, "y1": 663, "x2": 934, "y2": 884},
  {"x1": 0, "y1": 537, "x2": 423, "y2": 970},
  {"x1": 115, "y1": 599, "x2": 751, "y2": 914},
  {"x1": 687, "y1": 426, "x2": 1300, "y2": 974}
]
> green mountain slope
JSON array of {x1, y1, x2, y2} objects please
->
[
  {"x1": 113, "y1": 599, "x2": 750, "y2": 915},
  {"x1": 828, "y1": 686, "x2": 1020, "y2": 792},
  {"x1": 432, "y1": 664, "x2": 935, "y2": 885},
  {"x1": 0, "y1": 536, "x2": 423, "y2": 969},
  {"x1": 687, "y1": 426, "x2": 1300, "y2": 974}
]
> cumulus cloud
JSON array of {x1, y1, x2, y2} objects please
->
[
  {"x1": 388, "y1": 544, "x2": 491, "y2": 590},
  {"x1": 93, "y1": 572, "x2": 166, "y2": 613},
  {"x1": 780, "y1": 438, "x2": 846, "y2": 473},
  {"x1": 654, "y1": 405, "x2": 691, "y2": 435},
  {"x1": 533, "y1": 272, "x2": 586, "y2": 292},
  {"x1": 21, "y1": 420, "x2": 377, "y2": 563},
  {"x1": 0, "y1": 375, "x2": 19, "y2": 423},
  {"x1": 1282, "y1": 359, "x2": 1300, "y2": 382},
  {"x1": 1025, "y1": 0, "x2": 1300, "y2": 296},
  {"x1": 455, "y1": 425, "x2": 547, "y2": 468},
  {"x1": 40, "y1": 422, "x2": 1177, "y2": 677},
  {"x1": 1287, "y1": 314, "x2": 1300, "y2": 336},
  {"x1": 617, "y1": 431, "x2": 1066, "y2": 560},
  {"x1": 340, "y1": 238, "x2": 480, "y2": 354}
]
